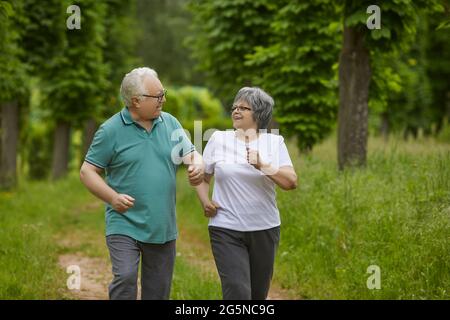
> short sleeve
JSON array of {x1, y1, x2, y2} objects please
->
[
  {"x1": 85, "y1": 125, "x2": 114, "y2": 169},
  {"x1": 171, "y1": 115, "x2": 195, "y2": 157},
  {"x1": 277, "y1": 136, "x2": 293, "y2": 168},
  {"x1": 202, "y1": 131, "x2": 217, "y2": 174}
]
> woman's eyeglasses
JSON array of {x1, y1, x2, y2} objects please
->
[{"x1": 230, "y1": 105, "x2": 252, "y2": 113}]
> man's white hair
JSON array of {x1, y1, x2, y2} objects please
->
[{"x1": 120, "y1": 67, "x2": 158, "y2": 106}]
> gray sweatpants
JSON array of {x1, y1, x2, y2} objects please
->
[
  {"x1": 105, "y1": 234, "x2": 176, "y2": 300},
  {"x1": 208, "y1": 226, "x2": 280, "y2": 300}
]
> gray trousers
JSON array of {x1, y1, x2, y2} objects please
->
[
  {"x1": 209, "y1": 226, "x2": 280, "y2": 300},
  {"x1": 105, "y1": 234, "x2": 176, "y2": 300}
]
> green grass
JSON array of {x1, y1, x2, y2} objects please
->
[
  {"x1": 0, "y1": 175, "x2": 93, "y2": 299},
  {"x1": 176, "y1": 135, "x2": 450, "y2": 299},
  {"x1": 1, "y1": 135, "x2": 449, "y2": 299},
  {"x1": 0, "y1": 172, "x2": 220, "y2": 299},
  {"x1": 274, "y1": 136, "x2": 450, "y2": 299},
  {"x1": 172, "y1": 255, "x2": 221, "y2": 299}
]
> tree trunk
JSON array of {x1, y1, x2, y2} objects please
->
[
  {"x1": 337, "y1": 27, "x2": 371, "y2": 170},
  {"x1": 80, "y1": 118, "x2": 98, "y2": 167},
  {"x1": 51, "y1": 121, "x2": 71, "y2": 180},
  {"x1": 0, "y1": 101, "x2": 19, "y2": 189}
]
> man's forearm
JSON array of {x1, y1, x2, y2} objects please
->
[
  {"x1": 182, "y1": 150, "x2": 203, "y2": 165},
  {"x1": 80, "y1": 169, "x2": 118, "y2": 205}
]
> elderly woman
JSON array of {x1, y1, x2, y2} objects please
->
[{"x1": 195, "y1": 87, "x2": 297, "y2": 300}]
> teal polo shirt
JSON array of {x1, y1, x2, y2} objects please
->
[{"x1": 85, "y1": 107, "x2": 195, "y2": 243}]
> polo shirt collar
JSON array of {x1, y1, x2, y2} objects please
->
[
  {"x1": 120, "y1": 107, "x2": 134, "y2": 125},
  {"x1": 120, "y1": 107, "x2": 163, "y2": 125},
  {"x1": 153, "y1": 115, "x2": 163, "y2": 125}
]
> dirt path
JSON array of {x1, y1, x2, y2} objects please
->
[
  {"x1": 56, "y1": 200, "x2": 110, "y2": 299},
  {"x1": 58, "y1": 204, "x2": 298, "y2": 300},
  {"x1": 58, "y1": 253, "x2": 110, "y2": 300}
]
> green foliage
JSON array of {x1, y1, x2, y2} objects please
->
[
  {"x1": 246, "y1": 1, "x2": 341, "y2": 150},
  {"x1": 20, "y1": 0, "x2": 67, "y2": 73},
  {"x1": 14, "y1": 0, "x2": 139, "y2": 125},
  {"x1": 344, "y1": 0, "x2": 444, "y2": 51},
  {"x1": 368, "y1": 52, "x2": 403, "y2": 117},
  {"x1": 136, "y1": 0, "x2": 203, "y2": 86},
  {"x1": 41, "y1": 0, "x2": 109, "y2": 126},
  {"x1": 427, "y1": 2, "x2": 450, "y2": 133},
  {"x1": 189, "y1": 0, "x2": 448, "y2": 150},
  {"x1": 187, "y1": 0, "x2": 275, "y2": 102},
  {"x1": 437, "y1": 118, "x2": 450, "y2": 143},
  {"x1": 0, "y1": 0, "x2": 27, "y2": 102},
  {"x1": 368, "y1": 40, "x2": 433, "y2": 136},
  {"x1": 368, "y1": 5, "x2": 450, "y2": 136},
  {"x1": 163, "y1": 86, "x2": 232, "y2": 142},
  {"x1": 436, "y1": 19, "x2": 450, "y2": 29},
  {"x1": 25, "y1": 123, "x2": 53, "y2": 180},
  {"x1": 101, "y1": 0, "x2": 140, "y2": 119},
  {"x1": 189, "y1": 0, "x2": 340, "y2": 150}
]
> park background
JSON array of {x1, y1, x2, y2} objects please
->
[{"x1": 0, "y1": 0, "x2": 449, "y2": 299}]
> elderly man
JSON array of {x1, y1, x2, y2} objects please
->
[{"x1": 79, "y1": 67, "x2": 204, "y2": 300}]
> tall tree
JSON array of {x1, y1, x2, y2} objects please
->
[
  {"x1": 337, "y1": 1, "x2": 444, "y2": 169},
  {"x1": 0, "y1": 1, "x2": 27, "y2": 189},
  {"x1": 338, "y1": 13, "x2": 371, "y2": 169},
  {"x1": 364, "y1": 7, "x2": 449, "y2": 140},
  {"x1": 18, "y1": 0, "x2": 68, "y2": 180},
  {"x1": 41, "y1": 0, "x2": 108, "y2": 179},
  {"x1": 81, "y1": 0, "x2": 140, "y2": 165}
]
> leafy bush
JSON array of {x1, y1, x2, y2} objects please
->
[
  {"x1": 437, "y1": 118, "x2": 450, "y2": 143},
  {"x1": 164, "y1": 86, "x2": 232, "y2": 147},
  {"x1": 24, "y1": 123, "x2": 53, "y2": 180}
]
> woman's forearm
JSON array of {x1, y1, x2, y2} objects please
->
[
  {"x1": 195, "y1": 180, "x2": 211, "y2": 205},
  {"x1": 260, "y1": 165, "x2": 298, "y2": 190}
]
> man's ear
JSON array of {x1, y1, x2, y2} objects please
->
[{"x1": 131, "y1": 96, "x2": 140, "y2": 108}]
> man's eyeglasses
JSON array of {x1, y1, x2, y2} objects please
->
[
  {"x1": 140, "y1": 89, "x2": 167, "y2": 103},
  {"x1": 230, "y1": 105, "x2": 252, "y2": 113}
]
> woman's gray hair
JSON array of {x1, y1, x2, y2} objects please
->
[
  {"x1": 120, "y1": 67, "x2": 158, "y2": 106},
  {"x1": 234, "y1": 87, "x2": 274, "y2": 129}
]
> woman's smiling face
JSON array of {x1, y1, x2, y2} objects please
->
[{"x1": 231, "y1": 100, "x2": 257, "y2": 131}]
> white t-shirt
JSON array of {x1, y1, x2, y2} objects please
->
[{"x1": 203, "y1": 130, "x2": 294, "y2": 231}]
